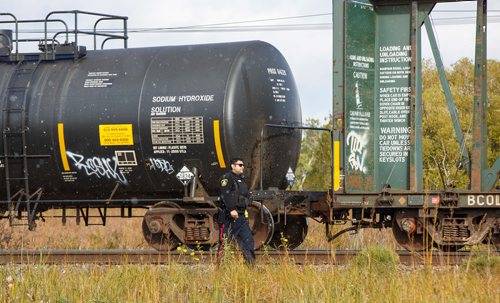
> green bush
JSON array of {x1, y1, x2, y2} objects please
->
[
  {"x1": 351, "y1": 246, "x2": 399, "y2": 273},
  {"x1": 464, "y1": 254, "x2": 500, "y2": 275}
]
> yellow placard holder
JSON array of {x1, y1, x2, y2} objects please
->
[{"x1": 99, "y1": 124, "x2": 134, "y2": 146}]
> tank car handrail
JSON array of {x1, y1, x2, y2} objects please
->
[
  {"x1": 0, "y1": 13, "x2": 18, "y2": 59},
  {"x1": 99, "y1": 37, "x2": 120, "y2": 50},
  {"x1": 49, "y1": 30, "x2": 126, "y2": 39},
  {"x1": 51, "y1": 30, "x2": 127, "y2": 48},
  {"x1": 93, "y1": 17, "x2": 128, "y2": 50},
  {"x1": 43, "y1": 11, "x2": 128, "y2": 59},
  {"x1": 0, "y1": 19, "x2": 69, "y2": 44},
  {"x1": 46, "y1": 10, "x2": 128, "y2": 20}
]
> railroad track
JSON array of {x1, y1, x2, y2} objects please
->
[{"x1": 0, "y1": 249, "x2": 496, "y2": 266}]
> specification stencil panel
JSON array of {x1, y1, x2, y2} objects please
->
[{"x1": 151, "y1": 117, "x2": 204, "y2": 145}]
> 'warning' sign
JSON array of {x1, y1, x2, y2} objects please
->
[{"x1": 99, "y1": 124, "x2": 134, "y2": 146}]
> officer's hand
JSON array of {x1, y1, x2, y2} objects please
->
[{"x1": 230, "y1": 210, "x2": 238, "y2": 219}]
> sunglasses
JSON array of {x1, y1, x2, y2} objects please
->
[{"x1": 234, "y1": 163, "x2": 245, "y2": 167}]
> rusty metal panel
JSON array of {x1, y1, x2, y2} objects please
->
[{"x1": 471, "y1": 0, "x2": 488, "y2": 191}]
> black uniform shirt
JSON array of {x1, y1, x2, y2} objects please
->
[{"x1": 219, "y1": 171, "x2": 249, "y2": 214}]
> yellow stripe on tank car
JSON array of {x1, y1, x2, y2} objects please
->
[
  {"x1": 334, "y1": 141, "x2": 340, "y2": 191},
  {"x1": 213, "y1": 120, "x2": 226, "y2": 168},
  {"x1": 57, "y1": 123, "x2": 70, "y2": 171}
]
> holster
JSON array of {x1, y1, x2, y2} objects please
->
[
  {"x1": 215, "y1": 207, "x2": 226, "y2": 225},
  {"x1": 238, "y1": 196, "x2": 251, "y2": 208}
]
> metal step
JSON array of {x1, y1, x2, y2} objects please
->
[
  {"x1": 6, "y1": 177, "x2": 29, "y2": 181},
  {"x1": 6, "y1": 87, "x2": 30, "y2": 92},
  {"x1": 3, "y1": 130, "x2": 28, "y2": 135},
  {"x1": 2, "y1": 108, "x2": 25, "y2": 112},
  {"x1": 16, "y1": 68, "x2": 38, "y2": 73},
  {"x1": 6, "y1": 86, "x2": 30, "y2": 91}
]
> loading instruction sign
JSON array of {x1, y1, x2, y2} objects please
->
[
  {"x1": 176, "y1": 166, "x2": 194, "y2": 186},
  {"x1": 99, "y1": 124, "x2": 134, "y2": 146}
]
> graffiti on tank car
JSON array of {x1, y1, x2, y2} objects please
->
[
  {"x1": 66, "y1": 151, "x2": 128, "y2": 184},
  {"x1": 148, "y1": 158, "x2": 175, "y2": 174},
  {"x1": 346, "y1": 131, "x2": 368, "y2": 174}
]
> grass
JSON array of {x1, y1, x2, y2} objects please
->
[
  {"x1": 0, "y1": 209, "x2": 148, "y2": 250},
  {"x1": 0, "y1": 249, "x2": 498, "y2": 302},
  {"x1": 0, "y1": 212, "x2": 498, "y2": 302}
]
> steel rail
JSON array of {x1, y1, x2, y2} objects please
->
[{"x1": 0, "y1": 249, "x2": 495, "y2": 266}]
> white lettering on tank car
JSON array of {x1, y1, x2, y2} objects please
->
[
  {"x1": 150, "y1": 106, "x2": 182, "y2": 116},
  {"x1": 152, "y1": 96, "x2": 176, "y2": 103},
  {"x1": 83, "y1": 71, "x2": 117, "y2": 88},
  {"x1": 267, "y1": 68, "x2": 287, "y2": 76},
  {"x1": 267, "y1": 68, "x2": 277, "y2": 75},
  {"x1": 87, "y1": 71, "x2": 117, "y2": 77},
  {"x1": 151, "y1": 117, "x2": 204, "y2": 145},
  {"x1": 267, "y1": 67, "x2": 290, "y2": 103},
  {"x1": 66, "y1": 151, "x2": 128, "y2": 185},
  {"x1": 467, "y1": 194, "x2": 500, "y2": 206},
  {"x1": 178, "y1": 95, "x2": 214, "y2": 102}
]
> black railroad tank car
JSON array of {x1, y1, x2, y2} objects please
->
[{"x1": 0, "y1": 41, "x2": 302, "y2": 201}]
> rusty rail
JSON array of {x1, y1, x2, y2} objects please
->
[{"x1": 0, "y1": 249, "x2": 496, "y2": 266}]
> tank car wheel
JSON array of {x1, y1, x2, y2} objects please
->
[
  {"x1": 268, "y1": 215, "x2": 308, "y2": 250},
  {"x1": 247, "y1": 201, "x2": 274, "y2": 250},
  {"x1": 142, "y1": 201, "x2": 182, "y2": 251},
  {"x1": 392, "y1": 216, "x2": 431, "y2": 252}
]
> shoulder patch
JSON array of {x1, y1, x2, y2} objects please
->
[{"x1": 221, "y1": 179, "x2": 229, "y2": 187}]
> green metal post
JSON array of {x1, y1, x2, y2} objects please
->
[
  {"x1": 332, "y1": 0, "x2": 345, "y2": 192},
  {"x1": 415, "y1": 3, "x2": 423, "y2": 192},
  {"x1": 471, "y1": 0, "x2": 488, "y2": 191},
  {"x1": 410, "y1": 1, "x2": 420, "y2": 191},
  {"x1": 424, "y1": 17, "x2": 470, "y2": 177}
]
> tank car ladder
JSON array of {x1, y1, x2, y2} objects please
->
[{"x1": 2, "y1": 58, "x2": 42, "y2": 229}]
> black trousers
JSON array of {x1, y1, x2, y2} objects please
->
[{"x1": 217, "y1": 215, "x2": 255, "y2": 264}]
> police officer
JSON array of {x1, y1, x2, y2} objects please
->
[{"x1": 217, "y1": 157, "x2": 255, "y2": 264}]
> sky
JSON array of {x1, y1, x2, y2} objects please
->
[{"x1": 2, "y1": 0, "x2": 499, "y2": 121}]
